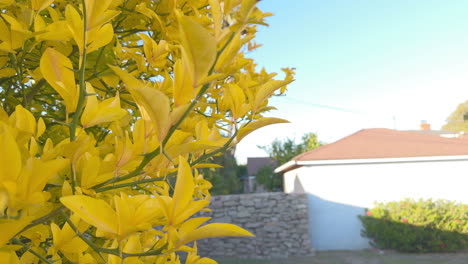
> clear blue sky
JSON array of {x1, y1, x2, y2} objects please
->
[{"x1": 235, "y1": 0, "x2": 468, "y2": 164}]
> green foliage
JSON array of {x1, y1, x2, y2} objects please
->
[
  {"x1": 359, "y1": 199, "x2": 468, "y2": 253},
  {"x1": 259, "y1": 132, "x2": 323, "y2": 166},
  {"x1": 255, "y1": 165, "x2": 281, "y2": 192},
  {"x1": 201, "y1": 151, "x2": 244, "y2": 195}
]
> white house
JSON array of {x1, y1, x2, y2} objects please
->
[{"x1": 275, "y1": 128, "x2": 468, "y2": 251}]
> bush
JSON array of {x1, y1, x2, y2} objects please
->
[
  {"x1": 359, "y1": 199, "x2": 468, "y2": 253},
  {"x1": 0, "y1": 0, "x2": 294, "y2": 262}
]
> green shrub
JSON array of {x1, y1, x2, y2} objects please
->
[{"x1": 359, "y1": 199, "x2": 468, "y2": 252}]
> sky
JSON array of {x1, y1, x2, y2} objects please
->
[{"x1": 235, "y1": 0, "x2": 468, "y2": 164}]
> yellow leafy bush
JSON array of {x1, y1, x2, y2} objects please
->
[{"x1": 0, "y1": 0, "x2": 293, "y2": 263}]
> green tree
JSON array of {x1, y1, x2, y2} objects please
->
[
  {"x1": 259, "y1": 132, "x2": 323, "y2": 166},
  {"x1": 256, "y1": 133, "x2": 323, "y2": 191},
  {"x1": 443, "y1": 100, "x2": 468, "y2": 132},
  {"x1": 201, "y1": 150, "x2": 244, "y2": 195},
  {"x1": 256, "y1": 165, "x2": 281, "y2": 192}
]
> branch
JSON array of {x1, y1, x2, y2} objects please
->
[
  {"x1": 11, "y1": 238, "x2": 55, "y2": 264},
  {"x1": 15, "y1": 206, "x2": 64, "y2": 237}
]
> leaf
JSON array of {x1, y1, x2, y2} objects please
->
[
  {"x1": 208, "y1": 0, "x2": 222, "y2": 40},
  {"x1": 0, "y1": 218, "x2": 32, "y2": 247},
  {"x1": 178, "y1": 217, "x2": 211, "y2": 238},
  {"x1": 65, "y1": 5, "x2": 85, "y2": 54},
  {"x1": 173, "y1": 59, "x2": 194, "y2": 106},
  {"x1": 140, "y1": 33, "x2": 168, "y2": 68},
  {"x1": 172, "y1": 157, "x2": 194, "y2": 223},
  {"x1": 174, "y1": 200, "x2": 210, "y2": 226},
  {"x1": 0, "y1": 68, "x2": 16, "y2": 78},
  {"x1": 84, "y1": 0, "x2": 120, "y2": 30},
  {"x1": 176, "y1": 12, "x2": 217, "y2": 86},
  {"x1": 253, "y1": 79, "x2": 293, "y2": 111},
  {"x1": 81, "y1": 83, "x2": 127, "y2": 128},
  {"x1": 225, "y1": 84, "x2": 250, "y2": 119},
  {"x1": 31, "y1": 0, "x2": 54, "y2": 11},
  {"x1": 237, "y1": 118, "x2": 289, "y2": 142},
  {"x1": 192, "y1": 163, "x2": 223, "y2": 169},
  {"x1": 40, "y1": 48, "x2": 78, "y2": 113},
  {"x1": 60, "y1": 195, "x2": 117, "y2": 234},
  {"x1": 87, "y1": 23, "x2": 114, "y2": 53},
  {"x1": 177, "y1": 223, "x2": 254, "y2": 247},
  {"x1": 0, "y1": 0, "x2": 13, "y2": 7},
  {"x1": 14, "y1": 105, "x2": 36, "y2": 135},
  {"x1": 111, "y1": 66, "x2": 170, "y2": 141},
  {"x1": 0, "y1": 123, "x2": 21, "y2": 182},
  {"x1": 36, "y1": 118, "x2": 45, "y2": 138}
]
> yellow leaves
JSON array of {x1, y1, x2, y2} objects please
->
[
  {"x1": 0, "y1": 68, "x2": 16, "y2": 78},
  {"x1": 225, "y1": 84, "x2": 250, "y2": 119},
  {"x1": 65, "y1": 4, "x2": 116, "y2": 55},
  {"x1": 0, "y1": 218, "x2": 31, "y2": 247},
  {"x1": 34, "y1": 16, "x2": 72, "y2": 41},
  {"x1": 140, "y1": 33, "x2": 168, "y2": 68},
  {"x1": 111, "y1": 66, "x2": 171, "y2": 142},
  {"x1": 237, "y1": 117, "x2": 289, "y2": 142},
  {"x1": 60, "y1": 195, "x2": 118, "y2": 235},
  {"x1": 77, "y1": 153, "x2": 112, "y2": 191},
  {"x1": 0, "y1": 0, "x2": 13, "y2": 7},
  {"x1": 81, "y1": 83, "x2": 127, "y2": 128},
  {"x1": 40, "y1": 48, "x2": 78, "y2": 113},
  {"x1": 252, "y1": 79, "x2": 293, "y2": 112},
  {"x1": 0, "y1": 0, "x2": 292, "y2": 261},
  {"x1": 31, "y1": 0, "x2": 54, "y2": 12},
  {"x1": 177, "y1": 223, "x2": 254, "y2": 248},
  {"x1": 65, "y1": 5, "x2": 85, "y2": 54},
  {"x1": 0, "y1": 14, "x2": 31, "y2": 53},
  {"x1": 173, "y1": 59, "x2": 194, "y2": 106},
  {"x1": 208, "y1": 0, "x2": 223, "y2": 41},
  {"x1": 84, "y1": 0, "x2": 120, "y2": 30},
  {"x1": 176, "y1": 12, "x2": 217, "y2": 86},
  {"x1": 50, "y1": 215, "x2": 89, "y2": 259},
  {"x1": 86, "y1": 23, "x2": 114, "y2": 54},
  {"x1": 0, "y1": 122, "x2": 21, "y2": 184},
  {"x1": 172, "y1": 157, "x2": 195, "y2": 222},
  {"x1": 61, "y1": 194, "x2": 165, "y2": 240},
  {"x1": 13, "y1": 105, "x2": 36, "y2": 136},
  {"x1": 0, "y1": 248, "x2": 20, "y2": 264}
]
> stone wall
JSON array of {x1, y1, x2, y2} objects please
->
[{"x1": 197, "y1": 192, "x2": 314, "y2": 259}]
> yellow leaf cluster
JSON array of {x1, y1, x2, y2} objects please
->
[{"x1": 0, "y1": 0, "x2": 293, "y2": 262}]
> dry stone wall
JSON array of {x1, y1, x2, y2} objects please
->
[{"x1": 197, "y1": 192, "x2": 314, "y2": 259}]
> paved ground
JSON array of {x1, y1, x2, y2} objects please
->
[{"x1": 216, "y1": 250, "x2": 468, "y2": 264}]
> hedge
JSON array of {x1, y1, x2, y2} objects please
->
[{"x1": 359, "y1": 199, "x2": 468, "y2": 252}]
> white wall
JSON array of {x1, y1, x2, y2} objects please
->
[{"x1": 284, "y1": 159, "x2": 468, "y2": 250}]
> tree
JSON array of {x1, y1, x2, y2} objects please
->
[
  {"x1": 0, "y1": 0, "x2": 293, "y2": 262},
  {"x1": 201, "y1": 150, "x2": 244, "y2": 195},
  {"x1": 443, "y1": 100, "x2": 468, "y2": 132},
  {"x1": 259, "y1": 132, "x2": 323, "y2": 166},
  {"x1": 257, "y1": 133, "x2": 322, "y2": 191}
]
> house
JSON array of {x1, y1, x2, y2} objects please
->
[
  {"x1": 275, "y1": 128, "x2": 468, "y2": 251},
  {"x1": 243, "y1": 157, "x2": 277, "y2": 193}
]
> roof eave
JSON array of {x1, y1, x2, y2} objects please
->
[
  {"x1": 287, "y1": 155, "x2": 468, "y2": 167},
  {"x1": 274, "y1": 160, "x2": 298, "y2": 173}
]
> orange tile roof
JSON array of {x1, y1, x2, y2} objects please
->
[{"x1": 293, "y1": 128, "x2": 468, "y2": 161}]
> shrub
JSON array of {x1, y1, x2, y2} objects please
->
[
  {"x1": 359, "y1": 199, "x2": 468, "y2": 253},
  {"x1": 0, "y1": 0, "x2": 293, "y2": 262}
]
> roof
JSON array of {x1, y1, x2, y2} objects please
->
[
  {"x1": 247, "y1": 157, "x2": 277, "y2": 176},
  {"x1": 276, "y1": 128, "x2": 468, "y2": 172}
]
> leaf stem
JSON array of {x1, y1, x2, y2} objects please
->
[
  {"x1": 11, "y1": 238, "x2": 54, "y2": 264},
  {"x1": 69, "y1": 0, "x2": 89, "y2": 142}
]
